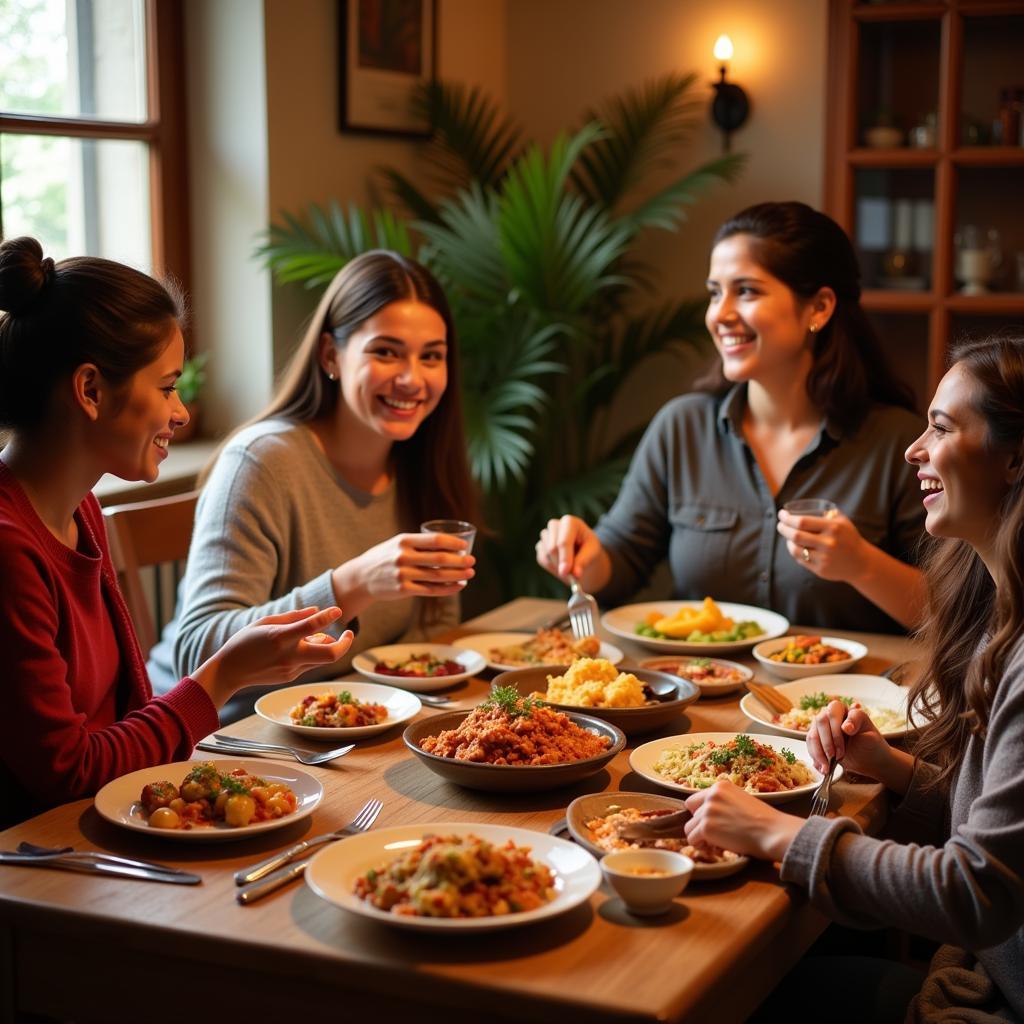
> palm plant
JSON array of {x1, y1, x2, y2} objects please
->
[{"x1": 257, "y1": 74, "x2": 744, "y2": 599}]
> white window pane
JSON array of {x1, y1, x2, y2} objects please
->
[
  {"x1": 0, "y1": 0, "x2": 147, "y2": 123},
  {"x1": 1, "y1": 133, "x2": 151, "y2": 271}
]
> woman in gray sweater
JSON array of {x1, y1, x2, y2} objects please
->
[{"x1": 682, "y1": 336, "x2": 1024, "y2": 1021}]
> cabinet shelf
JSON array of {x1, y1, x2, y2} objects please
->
[
  {"x1": 944, "y1": 294, "x2": 1024, "y2": 313},
  {"x1": 952, "y1": 147, "x2": 1024, "y2": 166},
  {"x1": 853, "y1": 3, "x2": 947, "y2": 22},
  {"x1": 849, "y1": 148, "x2": 941, "y2": 167}
]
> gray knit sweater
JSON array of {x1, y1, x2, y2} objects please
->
[
  {"x1": 781, "y1": 638, "x2": 1024, "y2": 1019},
  {"x1": 148, "y1": 419, "x2": 458, "y2": 688}
]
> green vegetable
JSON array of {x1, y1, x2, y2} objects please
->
[
  {"x1": 483, "y1": 685, "x2": 540, "y2": 718},
  {"x1": 781, "y1": 749, "x2": 797, "y2": 765}
]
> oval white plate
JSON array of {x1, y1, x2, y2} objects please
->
[
  {"x1": 638, "y1": 656, "x2": 752, "y2": 697},
  {"x1": 452, "y1": 632, "x2": 624, "y2": 672},
  {"x1": 305, "y1": 822, "x2": 601, "y2": 932},
  {"x1": 740, "y1": 674, "x2": 910, "y2": 739},
  {"x1": 751, "y1": 636, "x2": 867, "y2": 680},
  {"x1": 352, "y1": 643, "x2": 486, "y2": 691},
  {"x1": 629, "y1": 733, "x2": 839, "y2": 803},
  {"x1": 255, "y1": 681, "x2": 422, "y2": 739},
  {"x1": 94, "y1": 759, "x2": 323, "y2": 842},
  {"x1": 603, "y1": 601, "x2": 789, "y2": 654}
]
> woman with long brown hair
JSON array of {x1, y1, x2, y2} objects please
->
[
  {"x1": 150, "y1": 251, "x2": 478, "y2": 702},
  {"x1": 681, "y1": 336, "x2": 1024, "y2": 1020},
  {"x1": 536, "y1": 201, "x2": 925, "y2": 631}
]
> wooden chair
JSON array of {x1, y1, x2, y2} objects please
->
[{"x1": 102, "y1": 491, "x2": 200, "y2": 655}]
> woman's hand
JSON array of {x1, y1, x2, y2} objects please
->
[
  {"x1": 332, "y1": 533, "x2": 475, "y2": 613},
  {"x1": 683, "y1": 781, "x2": 804, "y2": 862},
  {"x1": 806, "y1": 700, "x2": 912, "y2": 793},
  {"x1": 193, "y1": 606, "x2": 353, "y2": 707},
  {"x1": 535, "y1": 515, "x2": 611, "y2": 593},
  {"x1": 776, "y1": 508, "x2": 869, "y2": 581}
]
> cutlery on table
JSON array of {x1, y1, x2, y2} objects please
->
[
  {"x1": 2, "y1": 843, "x2": 200, "y2": 884},
  {"x1": 615, "y1": 808, "x2": 692, "y2": 842},
  {"x1": 745, "y1": 680, "x2": 793, "y2": 716},
  {"x1": 809, "y1": 756, "x2": 838, "y2": 817},
  {"x1": 235, "y1": 798, "x2": 383, "y2": 904},
  {"x1": 566, "y1": 574, "x2": 599, "y2": 641},
  {"x1": 418, "y1": 694, "x2": 457, "y2": 707},
  {"x1": 196, "y1": 735, "x2": 354, "y2": 766}
]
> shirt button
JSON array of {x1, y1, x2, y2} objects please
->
[
  {"x1": 759, "y1": 572, "x2": 768, "y2": 582},
  {"x1": 765, "y1": 509, "x2": 774, "y2": 519}
]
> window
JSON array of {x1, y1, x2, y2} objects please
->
[{"x1": 0, "y1": 0, "x2": 188, "y2": 282}]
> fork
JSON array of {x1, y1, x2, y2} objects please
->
[
  {"x1": 809, "y1": 756, "x2": 838, "y2": 817},
  {"x1": 195, "y1": 735, "x2": 354, "y2": 766},
  {"x1": 567, "y1": 574, "x2": 599, "y2": 641},
  {"x1": 235, "y1": 798, "x2": 383, "y2": 904},
  {"x1": 418, "y1": 694, "x2": 457, "y2": 706}
]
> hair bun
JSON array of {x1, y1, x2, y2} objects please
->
[{"x1": 0, "y1": 236, "x2": 53, "y2": 315}]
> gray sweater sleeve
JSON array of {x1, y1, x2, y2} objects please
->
[
  {"x1": 171, "y1": 445, "x2": 337, "y2": 676},
  {"x1": 780, "y1": 655, "x2": 1024, "y2": 951}
]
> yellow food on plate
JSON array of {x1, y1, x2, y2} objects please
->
[
  {"x1": 654, "y1": 597, "x2": 734, "y2": 639},
  {"x1": 541, "y1": 658, "x2": 646, "y2": 709}
]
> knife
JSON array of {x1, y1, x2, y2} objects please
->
[
  {"x1": 236, "y1": 857, "x2": 309, "y2": 904},
  {"x1": 0, "y1": 852, "x2": 201, "y2": 885}
]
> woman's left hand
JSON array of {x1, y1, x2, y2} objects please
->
[
  {"x1": 684, "y1": 780, "x2": 804, "y2": 862},
  {"x1": 776, "y1": 508, "x2": 867, "y2": 581}
]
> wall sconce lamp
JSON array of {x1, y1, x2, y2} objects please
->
[{"x1": 711, "y1": 34, "x2": 750, "y2": 152}]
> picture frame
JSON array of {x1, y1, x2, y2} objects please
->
[{"x1": 338, "y1": 0, "x2": 436, "y2": 138}]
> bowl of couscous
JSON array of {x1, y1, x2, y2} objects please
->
[{"x1": 491, "y1": 659, "x2": 699, "y2": 735}]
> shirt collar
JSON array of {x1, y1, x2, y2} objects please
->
[{"x1": 716, "y1": 382, "x2": 842, "y2": 446}]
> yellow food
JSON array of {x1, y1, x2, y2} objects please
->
[
  {"x1": 654, "y1": 597, "x2": 735, "y2": 639},
  {"x1": 541, "y1": 658, "x2": 647, "y2": 708}
]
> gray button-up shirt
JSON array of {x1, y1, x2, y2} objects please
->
[{"x1": 594, "y1": 385, "x2": 925, "y2": 633}]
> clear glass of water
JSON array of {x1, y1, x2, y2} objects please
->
[
  {"x1": 782, "y1": 499, "x2": 839, "y2": 519},
  {"x1": 420, "y1": 519, "x2": 477, "y2": 553}
]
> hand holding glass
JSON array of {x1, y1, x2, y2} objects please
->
[
  {"x1": 419, "y1": 520, "x2": 476, "y2": 590},
  {"x1": 782, "y1": 499, "x2": 839, "y2": 519}
]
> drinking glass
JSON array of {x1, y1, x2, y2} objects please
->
[
  {"x1": 782, "y1": 499, "x2": 839, "y2": 519},
  {"x1": 420, "y1": 519, "x2": 477, "y2": 554}
]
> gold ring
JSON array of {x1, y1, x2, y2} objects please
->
[{"x1": 801, "y1": 546, "x2": 811, "y2": 563}]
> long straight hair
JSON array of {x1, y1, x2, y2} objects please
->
[
  {"x1": 704, "y1": 202, "x2": 916, "y2": 432},
  {"x1": 909, "y1": 336, "x2": 1024, "y2": 788},
  {"x1": 202, "y1": 250, "x2": 478, "y2": 532}
]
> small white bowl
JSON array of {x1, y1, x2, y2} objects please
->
[
  {"x1": 752, "y1": 635, "x2": 867, "y2": 680},
  {"x1": 600, "y1": 849, "x2": 693, "y2": 915},
  {"x1": 639, "y1": 656, "x2": 752, "y2": 697}
]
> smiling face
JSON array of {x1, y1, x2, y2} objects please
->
[
  {"x1": 97, "y1": 325, "x2": 189, "y2": 482},
  {"x1": 326, "y1": 299, "x2": 448, "y2": 448},
  {"x1": 905, "y1": 362, "x2": 1014, "y2": 551},
  {"x1": 705, "y1": 234, "x2": 829, "y2": 387}
]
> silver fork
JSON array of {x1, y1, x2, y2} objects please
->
[
  {"x1": 567, "y1": 574, "x2": 598, "y2": 641},
  {"x1": 809, "y1": 757, "x2": 837, "y2": 817},
  {"x1": 235, "y1": 798, "x2": 383, "y2": 904},
  {"x1": 196, "y1": 735, "x2": 354, "y2": 766}
]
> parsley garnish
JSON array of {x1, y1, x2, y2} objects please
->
[
  {"x1": 690, "y1": 658, "x2": 712, "y2": 667},
  {"x1": 483, "y1": 685, "x2": 540, "y2": 718},
  {"x1": 781, "y1": 748, "x2": 797, "y2": 765}
]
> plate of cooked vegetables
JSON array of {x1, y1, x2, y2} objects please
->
[
  {"x1": 603, "y1": 597, "x2": 788, "y2": 654},
  {"x1": 751, "y1": 635, "x2": 867, "y2": 680},
  {"x1": 305, "y1": 822, "x2": 601, "y2": 932},
  {"x1": 740, "y1": 675, "x2": 911, "y2": 739},
  {"x1": 255, "y1": 681, "x2": 422, "y2": 739},
  {"x1": 352, "y1": 643, "x2": 486, "y2": 690},
  {"x1": 95, "y1": 759, "x2": 322, "y2": 840},
  {"x1": 453, "y1": 629, "x2": 624, "y2": 672},
  {"x1": 629, "y1": 733, "x2": 836, "y2": 803}
]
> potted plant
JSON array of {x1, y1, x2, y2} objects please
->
[{"x1": 172, "y1": 353, "x2": 208, "y2": 443}]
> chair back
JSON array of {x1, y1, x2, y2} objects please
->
[{"x1": 102, "y1": 490, "x2": 200, "y2": 654}]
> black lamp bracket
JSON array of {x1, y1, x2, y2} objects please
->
[{"x1": 711, "y1": 65, "x2": 750, "y2": 152}]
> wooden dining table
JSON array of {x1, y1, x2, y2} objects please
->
[{"x1": 0, "y1": 598, "x2": 919, "y2": 1024}]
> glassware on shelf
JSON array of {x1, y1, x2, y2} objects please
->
[
  {"x1": 955, "y1": 226, "x2": 1003, "y2": 295},
  {"x1": 909, "y1": 113, "x2": 937, "y2": 148}
]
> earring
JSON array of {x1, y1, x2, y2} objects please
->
[
  {"x1": 809, "y1": 323, "x2": 819, "y2": 333},
  {"x1": 327, "y1": 371, "x2": 337, "y2": 381}
]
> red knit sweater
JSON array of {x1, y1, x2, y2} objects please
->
[{"x1": 0, "y1": 461, "x2": 218, "y2": 827}]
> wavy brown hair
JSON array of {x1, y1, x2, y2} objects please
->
[
  {"x1": 909, "y1": 336, "x2": 1024, "y2": 788},
  {"x1": 703, "y1": 202, "x2": 916, "y2": 432}
]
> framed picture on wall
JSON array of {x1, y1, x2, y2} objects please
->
[{"x1": 339, "y1": 0, "x2": 436, "y2": 137}]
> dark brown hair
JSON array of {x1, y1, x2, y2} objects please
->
[
  {"x1": 707, "y1": 202, "x2": 916, "y2": 432},
  {"x1": 0, "y1": 236, "x2": 184, "y2": 432},
  {"x1": 909, "y1": 335, "x2": 1024, "y2": 788},
  {"x1": 204, "y1": 249, "x2": 478, "y2": 532}
]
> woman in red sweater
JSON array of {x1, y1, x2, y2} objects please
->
[{"x1": 0, "y1": 236, "x2": 353, "y2": 827}]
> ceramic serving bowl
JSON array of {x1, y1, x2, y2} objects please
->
[
  {"x1": 402, "y1": 710, "x2": 625, "y2": 792},
  {"x1": 490, "y1": 666, "x2": 698, "y2": 736},
  {"x1": 752, "y1": 635, "x2": 867, "y2": 680},
  {"x1": 600, "y1": 849, "x2": 693, "y2": 915}
]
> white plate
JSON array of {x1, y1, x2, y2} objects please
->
[
  {"x1": 305, "y1": 822, "x2": 601, "y2": 932},
  {"x1": 603, "y1": 601, "x2": 789, "y2": 654},
  {"x1": 629, "y1": 733, "x2": 839, "y2": 803},
  {"x1": 351, "y1": 643, "x2": 486, "y2": 691},
  {"x1": 638, "y1": 656, "x2": 753, "y2": 697},
  {"x1": 740, "y1": 674, "x2": 911, "y2": 739},
  {"x1": 255, "y1": 681, "x2": 422, "y2": 739},
  {"x1": 752, "y1": 635, "x2": 868, "y2": 680},
  {"x1": 94, "y1": 759, "x2": 323, "y2": 842},
  {"x1": 452, "y1": 632, "x2": 625, "y2": 672}
]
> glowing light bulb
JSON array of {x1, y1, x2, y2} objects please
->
[{"x1": 713, "y1": 34, "x2": 734, "y2": 62}]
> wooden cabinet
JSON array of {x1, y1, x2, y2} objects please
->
[{"x1": 826, "y1": 0, "x2": 1024, "y2": 406}]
